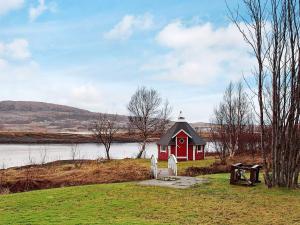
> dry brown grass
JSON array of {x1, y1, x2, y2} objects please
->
[
  {"x1": 183, "y1": 154, "x2": 264, "y2": 176},
  {"x1": 0, "y1": 154, "x2": 264, "y2": 194},
  {"x1": 0, "y1": 159, "x2": 150, "y2": 193}
]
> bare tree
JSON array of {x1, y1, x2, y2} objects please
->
[
  {"x1": 127, "y1": 87, "x2": 172, "y2": 158},
  {"x1": 70, "y1": 144, "x2": 85, "y2": 168},
  {"x1": 39, "y1": 147, "x2": 48, "y2": 165},
  {"x1": 211, "y1": 81, "x2": 254, "y2": 161},
  {"x1": 90, "y1": 114, "x2": 119, "y2": 160},
  {"x1": 223, "y1": 82, "x2": 236, "y2": 157},
  {"x1": 28, "y1": 150, "x2": 35, "y2": 166},
  {"x1": 70, "y1": 144, "x2": 79, "y2": 161},
  {"x1": 244, "y1": 112, "x2": 260, "y2": 160},
  {"x1": 229, "y1": 0, "x2": 300, "y2": 188},
  {"x1": 210, "y1": 108, "x2": 228, "y2": 164}
]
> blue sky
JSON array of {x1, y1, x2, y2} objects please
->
[{"x1": 0, "y1": 0, "x2": 253, "y2": 122}]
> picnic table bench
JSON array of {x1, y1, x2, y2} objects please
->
[{"x1": 230, "y1": 163, "x2": 262, "y2": 186}]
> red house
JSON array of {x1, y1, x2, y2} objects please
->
[{"x1": 157, "y1": 112, "x2": 206, "y2": 161}]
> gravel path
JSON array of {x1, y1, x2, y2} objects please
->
[{"x1": 139, "y1": 176, "x2": 209, "y2": 189}]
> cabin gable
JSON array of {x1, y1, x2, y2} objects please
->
[{"x1": 172, "y1": 129, "x2": 191, "y2": 139}]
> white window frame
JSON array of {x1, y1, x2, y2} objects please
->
[
  {"x1": 161, "y1": 145, "x2": 167, "y2": 153},
  {"x1": 196, "y1": 145, "x2": 202, "y2": 153}
]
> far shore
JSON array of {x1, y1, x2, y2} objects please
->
[
  {"x1": 0, "y1": 131, "x2": 211, "y2": 144},
  {"x1": 0, "y1": 131, "x2": 156, "y2": 144}
]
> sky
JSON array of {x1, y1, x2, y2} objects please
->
[{"x1": 0, "y1": 0, "x2": 254, "y2": 122}]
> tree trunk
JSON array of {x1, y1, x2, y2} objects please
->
[
  {"x1": 137, "y1": 141, "x2": 146, "y2": 159},
  {"x1": 105, "y1": 149, "x2": 110, "y2": 160}
]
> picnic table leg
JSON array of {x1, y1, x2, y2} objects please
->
[{"x1": 230, "y1": 166, "x2": 236, "y2": 184}]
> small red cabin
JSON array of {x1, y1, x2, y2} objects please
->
[{"x1": 157, "y1": 112, "x2": 206, "y2": 161}]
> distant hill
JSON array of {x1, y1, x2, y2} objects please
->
[
  {"x1": 0, "y1": 101, "x2": 128, "y2": 133},
  {"x1": 0, "y1": 101, "x2": 90, "y2": 113},
  {"x1": 0, "y1": 101, "x2": 211, "y2": 133}
]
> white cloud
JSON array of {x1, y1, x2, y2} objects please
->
[
  {"x1": 0, "y1": 0, "x2": 24, "y2": 15},
  {"x1": 67, "y1": 83, "x2": 134, "y2": 114},
  {"x1": 0, "y1": 39, "x2": 31, "y2": 60},
  {"x1": 143, "y1": 21, "x2": 255, "y2": 85},
  {"x1": 71, "y1": 84, "x2": 103, "y2": 104},
  {"x1": 0, "y1": 60, "x2": 39, "y2": 80},
  {"x1": 0, "y1": 58, "x2": 7, "y2": 69},
  {"x1": 29, "y1": 0, "x2": 56, "y2": 22},
  {"x1": 0, "y1": 42, "x2": 5, "y2": 55},
  {"x1": 6, "y1": 39, "x2": 31, "y2": 60},
  {"x1": 0, "y1": 38, "x2": 37, "y2": 80},
  {"x1": 104, "y1": 13, "x2": 154, "y2": 40},
  {"x1": 173, "y1": 93, "x2": 223, "y2": 123}
]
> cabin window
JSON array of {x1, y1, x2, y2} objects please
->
[
  {"x1": 179, "y1": 138, "x2": 185, "y2": 144},
  {"x1": 161, "y1": 145, "x2": 167, "y2": 152},
  {"x1": 196, "y1": 145, "x2": 203, "y2": 153}
]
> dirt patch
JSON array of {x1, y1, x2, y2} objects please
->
[{"x1": 0, "y1": 159, "x2": 151, "y2": 194}]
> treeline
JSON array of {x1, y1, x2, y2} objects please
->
[{"x1": 210, "y1": 82, "x2": 261, "y2": 162}]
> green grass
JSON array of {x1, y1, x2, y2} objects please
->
[{"x1": 0, "y1": 173, "x2": 299, "y2": 225}]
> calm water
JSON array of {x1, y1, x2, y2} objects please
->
[{"x1": 0, "y1": 143, "x2": 158, "y2": 169}]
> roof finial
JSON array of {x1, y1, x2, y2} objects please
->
[{"x1": 178, "y1": 111, "x2": 185, "y2": 122}]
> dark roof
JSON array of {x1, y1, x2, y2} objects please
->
[{"x1": 157, "y1": 121, "x2": 206, "y2": 146}]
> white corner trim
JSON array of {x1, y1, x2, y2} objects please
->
[
  {"x1": 193, "y1": 146, "x2": 196, "y2": 161},
  {"x1": 175, "y1": 136, "x2": 177, "y2": 157},
  {"x1": 186, "y1": 137, "x2": 188, "y2": 160}
]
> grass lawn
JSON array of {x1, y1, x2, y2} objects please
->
[{"x1": 0, "y1": 173, "x2": 299, "y2": 225}]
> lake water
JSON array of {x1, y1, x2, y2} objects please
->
[
  {"x1": 0, "y1": 143, "x2": 158, "y2": 169},
  {"x1": 0, "y1": 142, "x2": 215, "y2": 169}
]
